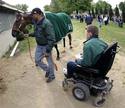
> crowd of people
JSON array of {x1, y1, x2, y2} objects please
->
[{"x1": 71, "y1": 13, "x2": 124, "y2": 28}]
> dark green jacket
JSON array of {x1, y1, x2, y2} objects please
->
[
  {"x1": 32, "y1": 17, "x2": 55, "y2": 53},
  {"x1": 77, "y1": 37, "x2": 108, "y2": 67}
]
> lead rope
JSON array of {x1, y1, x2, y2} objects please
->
[
  {"x1": 50, "y1": 54, "x2": 58, "y2": 71},
  {"x1": 26, "y1": 37, "x2": 35, "y2": 64}
]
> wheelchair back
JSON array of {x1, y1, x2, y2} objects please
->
[{"x1": 92, "y1": 42, "x2": 118, "y2": 77}]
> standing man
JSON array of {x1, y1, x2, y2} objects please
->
[
  {"x1": 30, "y1": 8, "x2": 56, "y2": 83},
  {"x1": 85, "y1": 14, "x2": 93, "y2": 26},
  {"x1": 97, "y1": 15, "x2": 103, "y2": 28}
]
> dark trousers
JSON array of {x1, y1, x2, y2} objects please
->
[{"x1": 67, "y1": 61, "x2": 84, "y2": 76}]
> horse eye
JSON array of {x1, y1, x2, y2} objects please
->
[
  {"x1": 21, "y1": 17, "x2": 24, "y2": 20},
  {"x1": 16, "y1": 18, "x2": 20, "y2": 21}
]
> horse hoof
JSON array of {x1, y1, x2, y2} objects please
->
[
  {"x1": 70, "y1": 46, "x2": 73, "y2": 49},
  {"x1": 56, "y1": 57, "x2": 60, "y2": 60},
  {"x1": 62, "y1": 50, "x2": 66, "y2": 53}
]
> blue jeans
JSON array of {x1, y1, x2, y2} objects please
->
[
  {"x1": 67, "y1": 61, "x2": 88, "y2": 77},
  {"x1": 67, "y1": 61, "x2": 79, "y2": 76},
  {"x1": 35, "y1": 45, "x2": 55, "y2": 78}
]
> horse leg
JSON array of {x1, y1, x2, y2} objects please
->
[
  {"x1": 62, "y1": 38, "x2": 66, "y2": 53},
  {"x1": 54, "y1": 44, "x2": 60, "y2": 60},
  {"x1": 68, "y1": 34, "x2": 72, "y2": 49}
]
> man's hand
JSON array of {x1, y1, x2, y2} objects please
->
[
  {"x1": 75, "y1": 59, "x2": 81, "y2": 65},
  {"x1": 44, "y1": 53, "x2": 49, "y2": 57},
  {"x1": 75, "y1": 53, "x2": 83, "y2": 59}
]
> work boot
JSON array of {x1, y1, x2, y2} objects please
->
[{"x1": 46, "y1": 77, "x2": 55, "y2": 83}]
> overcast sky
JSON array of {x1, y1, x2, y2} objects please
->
[
  {"x1": 4, "y1": 0, "x2": 51, "y2": 11},
  {"x1": 3, "y1": 0, "x2": 125, "y2": 11}
]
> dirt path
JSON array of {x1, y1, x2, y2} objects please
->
[{"x1": 0, "y1": 37, "x2": 125, "y2": 108}]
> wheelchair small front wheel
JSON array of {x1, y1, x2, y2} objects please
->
[
  {"x1": 62, "y1": 80, "x2": 68, "y2": 91},
  {"x1": 72, "y1": 83, "x2": 90, "y2": 101},
  {"x1": 107, "y1": 80, "x2": 113, "y2": 92},
  {"x1": 94, "y1": 96, "x2": 106, "y2": 107}
]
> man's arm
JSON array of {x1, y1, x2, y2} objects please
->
[
  {"x1": 76, "y1": 44, "x2": 93, "y2": 67},
  {"x1": 45, "y1": 21, "x2": 56, "y2": 53}
]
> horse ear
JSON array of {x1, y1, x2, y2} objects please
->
[
  {"x1": 24, "y1": 12, "x2": 27, "y2": 14},
  {"x1": 16, "y1": 12, "x2": 21, "y2": 17},
  {"x1": 16, "y1": 12, "x2": 24, "y2": 16},
  {"x1": 16, "y1": 12, "x2": 20, "y2": 15}
]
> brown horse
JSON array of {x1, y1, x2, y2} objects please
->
[{"x1": 12, "y1": 12, "x2": 72, "y2": 60}]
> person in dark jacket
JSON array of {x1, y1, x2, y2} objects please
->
[
  {"x1": 97, "y1": 15, "x2": 103, "y2": 28},
  {"x1": 118, "y1": 16, "x2": 123, "y2": 28},
  {"x1": 67, "y1": 25, "x2": 108, "y2": 77},
  {"x1": 85, "y1": 14, "x2": 93, "y2": 25},
  {"x1": 30, "y1": 8, "x2": 56, "y2": 83}
]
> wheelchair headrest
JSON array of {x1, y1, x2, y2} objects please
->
[{"x1": 103, "y1": 42, "x2": 118, "y2": 55}]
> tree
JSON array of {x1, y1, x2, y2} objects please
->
[
  {"x1": 100, "y1": 7, "x2": 103, "y2": 14},
  {"x1": 47, "y1": 0, "x2": 92, "y2": 14},
  {"x1": 114, "y1": 5, "x2": 120, "y2": 17},
  {"x1": 119, "y1": 2, "x2": 125, "y2": 22},
  {"x1": 104, "y1": 7, "x2": 108, "y2": 15},
  {"x1": 95, "y1": 7, "x2": 99, "y2": 15},
  {"x1": 95, "y1": 0, "x2": 111, "y2": 15},
  {"x1": 121, "y1": 8, "x2": 125, "y2": 22},
  {"x1": 109, "y1": 6, "x2": 114, "y2": 20},
  {"x1": 59, "y1": 0, "x2": 76, "y2": 14},
  {"x1": 44, "y1": 5, "x2": 51, "y2": 11},
  {"x1": 91, "y1": 7, "x2": 95, "y2": 18},
  {"x1": 15, "y1": 4, "x2": 28, "y2": 12},
  {"x1": 49, "y1": 0, "x2": 62, "y2": 12},
  {"x1": 75, "y1": 0, "x2": 92, "y2": 12},
  {"x1": 119, "y1": 2, "x2": 125, "y2": 10}
]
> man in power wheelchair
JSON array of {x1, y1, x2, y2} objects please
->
[{"x1": 62, "y1": 25, "x2": 118, "y2": 107}]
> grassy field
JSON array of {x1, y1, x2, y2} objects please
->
[
  {"x1": 18, "y1": 19, "x2": 125, "y2": 53},
  {"x1": 72, "y1": 19, "x2": 125, "y2": 53}
]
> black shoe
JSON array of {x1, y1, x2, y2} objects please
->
[
  {"x1": 45, "y1": 72, "x2": 49, "y2": 78},
  {"x1": 46, "y1": 77, "x2": 55, "y2": 83}
]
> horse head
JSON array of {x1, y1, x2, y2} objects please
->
[{"x1": 12, "y1": 13, "x2": 32, "y2": 41}]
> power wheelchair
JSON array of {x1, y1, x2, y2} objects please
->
[{"x1": 62, "y1": 42, "x2": 119, "y2": 107}]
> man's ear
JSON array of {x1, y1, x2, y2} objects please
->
[{"x1": 89, "y1": 32, "x2": 92, "y2": 37}]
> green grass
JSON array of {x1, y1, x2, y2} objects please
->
[
  {"x1": 72, "y1": 19, "x2": 125, "y2": 53},
  {"x1": 71, "y1": 19, "x2": 86, "y2": 40},
  {"x1": 3, "y1": 37, "x2": 36, "y2": 58},
  {"x1": 18, "y1": 37, "x2": 36, "y2": 52},
  {"x1": 18, "y1": 19, "x2": 125, "y2": 53}
]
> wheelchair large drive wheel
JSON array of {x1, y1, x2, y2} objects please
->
[{"x1": 72, "y1": 83, "x2": 90, "y2": 101}]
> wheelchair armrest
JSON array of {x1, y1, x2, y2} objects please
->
[{"x1": 77, "y1": 65, "x2": 99, "y2": 74}]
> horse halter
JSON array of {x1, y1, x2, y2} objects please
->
[{"x1": 13, "y1": 16, "x2": 25, "y2": 34}]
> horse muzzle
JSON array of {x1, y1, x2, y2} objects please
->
[{"x1": 11, "y1": 30, "x2": 25, "y2": 41}]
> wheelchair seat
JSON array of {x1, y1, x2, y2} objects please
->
[{"x1": 76, "y1": 42, "x2": 118, "y2": 78}]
